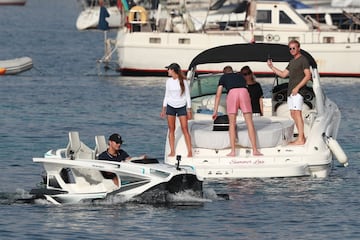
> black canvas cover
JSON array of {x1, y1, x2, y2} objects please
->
[{"x1": 188, "y1": 43, "x2": 317, "y2": 70}]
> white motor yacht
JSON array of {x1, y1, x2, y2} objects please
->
[{"x1": 164, "y1": 43, "x2": 348, "y2": 179}]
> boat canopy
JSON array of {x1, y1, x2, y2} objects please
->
[{"x1": 187, "y1": 43, "x2": 317, "y2": 70}]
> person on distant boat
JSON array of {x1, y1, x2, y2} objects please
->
[
  {"x1": 160, "y1": 63, "x2": 193, "y2": 158},
  {"x1": 212, "y1": 66, "x2": 262, "y2": 157},
  {"x1": 267, "y1": 39, "x2": 311, "y2": 145},
  {"x1": 240, "y1": 66, "x2": 264, "y2": 116}
]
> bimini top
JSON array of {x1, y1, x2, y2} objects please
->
[{"x1": 187, "y1": 43, "x2": 317, "y2": 70}]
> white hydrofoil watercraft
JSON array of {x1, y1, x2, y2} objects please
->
[{"x1": 29, "y1": 132, "x2": 203, "y2": 205}]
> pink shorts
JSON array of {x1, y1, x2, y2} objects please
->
[{"x1": 226, "y1": 88, "x2": 252, "y2": 114}]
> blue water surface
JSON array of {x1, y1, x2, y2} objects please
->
[{"x1": 0, "y1": 1, "x2": 359, "y2": 239}]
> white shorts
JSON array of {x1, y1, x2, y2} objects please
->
[{"x1": 287, "y1": 93, "x2": 303, "y2": 110}]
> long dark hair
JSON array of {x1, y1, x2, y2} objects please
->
[{"x1": 169, "y1": 63, "x2": 187, "y2": 95}]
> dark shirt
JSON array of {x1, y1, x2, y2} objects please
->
[
  {"x1": 286, "y1": 55, "x2": 310, "y2": 96},
  {"x1": 98, "y1": 149, "x2": 130, "y2": 162},
  {"x1": 247, "y1": 82, "x2": 264, "y2": 114},
  {"x1": 218, "y1": 73, "x2": 247, "y2": 93}
]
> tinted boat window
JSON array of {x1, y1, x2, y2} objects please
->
[
  {"x1": 256, "y1": 10, "x2": 271, "y2": 24},
  {"x1": 279, "y1": 11, "x2": 295, "y2": 24}
]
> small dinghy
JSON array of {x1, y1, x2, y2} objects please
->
[
  {"x1": 0, "y1": 57, "x2": 33, "y2": 75},
  {"x1": 27, "y1": 132, "x2": 203, "y2": 205}
]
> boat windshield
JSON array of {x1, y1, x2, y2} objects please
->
[
  {"x1": 191, "y1": 74, "x2": 313, "y2": 99},
  {"x1": 190, "y1": 73, "x2": 226, "y2": 98}
]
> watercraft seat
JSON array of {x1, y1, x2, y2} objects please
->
[
  {"x1": 94, "y1": 135, "x2": 108, "y2": 159},
  {"x1": 66, "y1": 131, "x2": 94, "y2": 160},
  {"x1": 190, "y1": 117, "x2": 294, "y2": 149}
]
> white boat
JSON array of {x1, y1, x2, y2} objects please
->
[
  {"x1": 163, "y1": 43, "x2": 348, "y2": 179},
  {"x1": 76, "y1": 0, "x2": 121, "y2": 30},
  {"x1": 0, "y1": 0, "x2": 26, "y2": 5},
  {"x1": 110, "y1": 1, "x2": 360, "y2": 77},
  {"x1": 28, "y1": 132, "x2": 203, "y2": 204},
  {"x1": 0, "y1": 57, "x2": 33, "y2": 75}
]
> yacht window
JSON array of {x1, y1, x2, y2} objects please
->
[
  {"x1": 254, "y1": 35, "x2": 264, "y2": 42},
  {"x1": 149, "y1": 37, "x2": 161, "y2": 44},
  {"x1": 288, "y1": 37, "x2": 300, "y2": 42},
  {"x1": 323, "y1": 37, "x2": 334, "y2": 43},
  {"x1": 179, "y1": 38, "x2": 191, "y2": 44},
  {"x1": 279, "y1": 11, "x2": 295, "y2": 24},
  {"x1": 256, "y1": 10, "x2": 271, "y2": 24}
]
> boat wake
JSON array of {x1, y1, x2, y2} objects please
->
[{"x1": 4, "y1": 188, "x2": 229, "y2": 206}]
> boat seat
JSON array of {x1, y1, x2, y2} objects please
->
[
  {"x1": 190, "y1": 117, "x2": 294, "y2": 149},
  {"x1": 66, "y1": 131, "x2": 94, "y2": 160},
  {"x1": 94, "y1": 135, "x2": 108, "y2": 159}
]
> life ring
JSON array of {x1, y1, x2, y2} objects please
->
[
  {"x1": 0, "y1": 68, "x2": 6, "y2": 75},
  {"x1": 128, "y1": 6, "x2": 147, "y2": 23},
  {"x1": 266, "y1": 34, "x2": 273, "y2": 41}
]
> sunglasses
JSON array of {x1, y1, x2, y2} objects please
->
[
  {"x1": 289, "y1": 47, "x2": 297, "y2": 50},
  {"x1": 242, "y1": 72, "x2": 251, "y2": 76}
]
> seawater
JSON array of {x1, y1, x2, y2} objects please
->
[{"x1": 0, "y1": 1, "x2": 359, "y2": 239}]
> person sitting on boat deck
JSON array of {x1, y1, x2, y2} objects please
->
[
  {"x1": 240, "y1": 66, "x2": 264, "y2": 116},
  {"x1": 212, "y1": 66, "x2": 262, "y2": 157},
  {"x1": 267, "y1": 39, "x2": 311, "y2": 145},
  {"x1": 160, "y1": 63, "x2": 193, "y2": 158}
]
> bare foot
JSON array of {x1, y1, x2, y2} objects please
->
[
  {"x1": 289, "y1": 139, "x2": 305, "y2": 145},
  {"x1": 168, "y1": 152, "x2": 175, "y2": 157},
  {"x1": 253, "y1": 150, "x2": 263, "y2": 156},
  {"x1": 226, "y1": 152, "x2": 236, "y2": 157},
  {"x1": 187, "y1": 153, "x2": 193, "y2": 158}
]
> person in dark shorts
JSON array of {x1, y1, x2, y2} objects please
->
[{"x1": 160, "y1": 63, "x2": 193, "y2": 157}]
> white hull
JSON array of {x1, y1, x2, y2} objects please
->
[
  {"x1": 166, "y1": 115, "x2": 334, "y2": 179},
  {"x1": 76, "y1": 6, "x2": 121, "y2": 30},
  {"x1": 0, "y1": 57, "x2": 33, "y2": 75},
  {"x1": 29, "y1": 132, "x2": 202, "y2": 204},
  {"x1": 113, "y1": 1, "x2": 360, "y2": 76},
  {"x1": 163, "y1": 43, "x2": 348, "y2": 179},
  {"x1": 116, "y1": 31, "x2": 360, "y2": 76}
]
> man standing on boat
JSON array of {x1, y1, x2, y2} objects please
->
[
  {"x1": 267, "y1": 40, "x2": 311, "y2": 145},
  {"x1": 212, "y1": 66, "x2": 262, "y2": 156}
]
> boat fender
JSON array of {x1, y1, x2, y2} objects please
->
[
  {"x1": 273, "y1": 34, "x2": 280, "y2": 42},
  {"x1": 0, "y1": 68, "x2": 6, "y2": 75},
  {"x1": 325, "y1": 136, "x2": 348, "y2": 167},
  {"x1": 128, "y1": 6, "x2": 147, "y2": 23},
  {"x1": 266, "y1": 34, "x2": 273, "y2": 42}
]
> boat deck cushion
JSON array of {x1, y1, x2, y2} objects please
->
[{"x1": 190, "y1": 117, "x2": 294, "y2": 149}]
